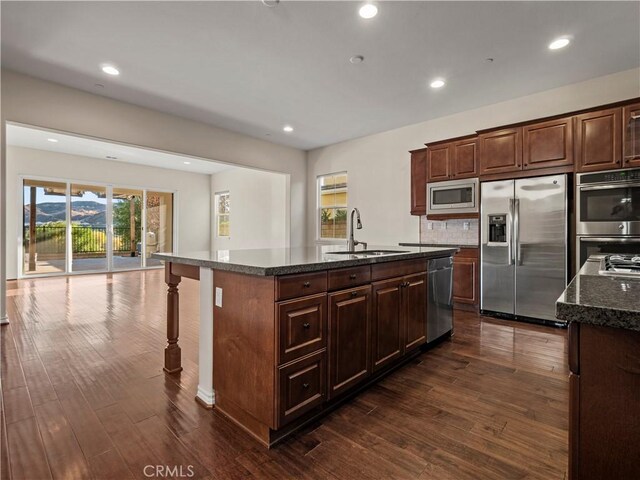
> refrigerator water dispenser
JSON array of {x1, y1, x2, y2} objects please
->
[{"x1": 488, "y1": 214, "x2": 507, "y2": 244}]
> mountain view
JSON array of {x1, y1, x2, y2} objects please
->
[{"x1": 24, "y1": 201, "x2": 107, "y2": 226}]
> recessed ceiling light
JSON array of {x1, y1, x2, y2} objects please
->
[
  {"x1": 548, "y1": 37, "x2": 570, "y2": 50},
  {"x1": 183, "y1": 161, "x2": 191, "y2": 165},
  {"x1": 349, "y1": 55, "x2": 365, "y2": 64},
  {"x1": 261, "y1": 0, "x2": 280, "y2": 6},
  {"x1": 359, "y1": 3, "x2": 377, "y2": 19},
  {"x1": 430, "y1": 79, "x2": 446, "y2": 89},
  {"x1": 283, "y1": 125, "x2": 294, "y2": 133},
  {"x1": 101, "y1": 64, "x2": 120, "y2": 76},
  {"x1": 47, "y1": 138, "x2": 59, "y2": 143}
]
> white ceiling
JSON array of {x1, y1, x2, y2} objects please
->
[
  {"x1": 2, "y1": 1, "x2": 639, "y2": 150},
  {"x1": 6, "y1": 123, "x2": 233, "y2": 174}
]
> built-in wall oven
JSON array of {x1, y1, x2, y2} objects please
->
[
  {"x1": 427, "y1": 177, "x2": 479, "y2": 216},
  {"x1": 576, "y1": 167, "x2": 640, "y2": 270}
]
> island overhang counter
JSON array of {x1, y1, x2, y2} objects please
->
[{"x1": 153, "y1": 245, "x2": 457, "y2": 446}]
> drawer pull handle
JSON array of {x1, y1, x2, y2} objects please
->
[
  {"x1": 302, "y1": 383, "x2": 310, "y2": 389},
  {"x1": 303, "y1": 282, "x2": 311, "y2": 288},
  {"x1": 351, "y1": 291, "x2": 358, "y2": 297},
  {"x1": 302, "y1": 322, "x2": 311, "y2": 329},
  {"x1": 349, "y1": 274, "x2": 357, "y2": 279}
]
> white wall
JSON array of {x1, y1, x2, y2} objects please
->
[
  {"x1": 306, "y1": 68, "x2": 640, "y2": 246},
  {"x1": 210, "y1": 168, "x2": 288, "y2": 251},
  {"x1": 5, "y1": 146, "x2": 211, "y2": 280}
]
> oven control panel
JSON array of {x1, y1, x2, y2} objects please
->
[{"x1": 579, "y1": 168, "x2": 640, "y2": 184}]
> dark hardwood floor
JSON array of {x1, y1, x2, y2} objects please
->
[{"x1": 1, "y1": 270, "x2": 568, "y2": 479}]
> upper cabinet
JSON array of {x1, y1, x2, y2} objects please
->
[
  {"x1": 575, "y1": 108, "x2": 622, "y2": 172},
  {"x1": 410, "y1": 148, "x2": 427, "y2": 216},
  {"x1": 478, "y1": 127, "x2": 522, "y2": 175},
  {"x1": 426, "y1": 135, "x2": 478, "y2": 182},
  {"x1": 623, "y1": 102, "x2": 640, "y2": 168},
  {"x1": 523, "y1": 117, "x2": 574, "y2": 170}
]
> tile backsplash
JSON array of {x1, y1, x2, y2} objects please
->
[{"x1": 420, "y1": 217, "x2": 479, "y2": 246}]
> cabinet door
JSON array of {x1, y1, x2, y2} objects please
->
[
  {"x1": 410, "y1": 149, "x2": 427, "y2": 215},
  {"x1": 453, "y1": 252, "x2": 478, "y2": 305},
  {"x1": 403, "y1": 273, "x2": 427, "y2": 352},
  {"x1": 328, "y1": 285, "x2": 371, "y2": 399},
  {"x1": 623, "y1": 102, "x2": 640, "y2": 168},
  {"x1": 523, "y1": 117, "x2": 573, "y2": 170},
  {"x1": 575, "y1": 108, "x2": 622, "y2": 172},
  {"x1": 427, "y1": 144, "x2": 451, "y2": 182},
  {"x1": 479, "y1": 128, "x2": 522, "y2": 175},
  {"x1": 277, "y1": 350, "x2": 326, "y2": 427},
  {"x1": 451, "y1": 138, "x2": 478, "y2": 179},
  {"x1": 277, "y1": 293, "x2": 327, "y2": 365},
  {"x1": 371, "y1": 277, "x2": 403, "y2": 372}
]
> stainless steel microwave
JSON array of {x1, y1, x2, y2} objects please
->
[{"x1": 427, "y1": 178, "x2": 479, "y2": 215}]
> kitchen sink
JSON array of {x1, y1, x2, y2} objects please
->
[{"x1": 327, "y1": 249, "x2": 409, "y2": 256}]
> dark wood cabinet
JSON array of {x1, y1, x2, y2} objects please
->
[
  {"x1": 523, "y1": 117, "x2": 573, "y2": 170},
  {"x1": 451, "y1": 137, "x2": 479, "y2": 178},
  {"x1": 371, "y1": 277, "x2": 404, "y2": 372},
  {"x1": 403, "y1": 273, "x2": 427, "y2": 351},
  {"x1": 426, "y1": 143, "x2": 451, "y2": 182},
  {"x1": 623, "y1": 102, "x2": 640, "y2": 168},
  {"x1": 410, "y1": 148, "x2": 427, "y2": 216},
  {"x1": 479, "y1": 127, "x2": 522, "y2": 175},
  {"x1": 575, "y1": 107, "x2": 622, "y2": 172},
  {"x1": 277, "y1": 350, "x2": 326, "y2": 427},
  {"x1": 371, "y1": 270, "x2": 428, "y2": 372},
  {"x1": 277, "y1": 293, "x2": 327, "y2": 365},
  {"x1": 453, "y1": 248, "x2": 478, "y2": 308},
  {"x1": 568, "y1": 322, "x2": 640, "y2": 480},
  {"x1": 425, "y1": 136, "x2": 478, "y2": 183},
  {"x1": 328, "y1": 285, "x2": 371, "y2": 399}
]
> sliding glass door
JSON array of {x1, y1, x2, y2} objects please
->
[
  {"x1": 23, "y1": 179, "x2": 68, "y2": 275},
  {"x1": 70, "y1": 183, "x2": 108, "y2": 272},
  {"x1": 22, "y1": 178, "x2": 174, "y2": 277}
]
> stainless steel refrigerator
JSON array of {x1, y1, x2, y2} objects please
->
[{"x1": 480, "y1": 174, "x2": 567, "y2": 325}]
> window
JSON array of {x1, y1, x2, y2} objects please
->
[
  {"x1": 318, "y1": 173, "x2": 348, "y2": 239},
  {"x1": 216, "y1": 191, "x2": 230, "y2": 237}
]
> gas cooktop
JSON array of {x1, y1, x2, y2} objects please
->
[{"x1": 599, "y1": 254, "x2": 640, "y2": 278}]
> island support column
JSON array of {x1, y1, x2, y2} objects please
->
[
  {"x1": 164, "y1": 264, "x2": 183, "y2": 374},
  {"x1": 196, "y1": 267, "x2": 215, "y2": 408}
]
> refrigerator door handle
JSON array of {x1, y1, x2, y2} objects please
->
[
  {"x1": 514, "y1": 198, "x2": 521, "y2": 265},
  {"x1": 507, "y1": 198, "x2": 514, "y2": 265}
]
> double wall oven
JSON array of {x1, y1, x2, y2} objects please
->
[{"x1": 576, "y1": 167, "x2": 640, "y2": 269}]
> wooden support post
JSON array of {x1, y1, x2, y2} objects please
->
[
  {"x1": 28, "y1": 186, "x2": 37, "y2": 271},
  {"x1": 164, "y1": 262, "x2": 183, "y2": 373}
]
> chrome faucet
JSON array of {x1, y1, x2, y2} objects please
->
[{"x1": 347, "y1": 208, "x2": 367, "y2": 251}]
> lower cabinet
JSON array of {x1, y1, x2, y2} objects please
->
[
  {"x1": 453, "y1": 248, "x2": 479, "y2": 309},
  {"x1": 277, "y1": 350, "x2": 326, "y2": 427},
  {"x1": 328, "y1": 285, "x2": 371, "y2": 398},
  {"x1": 371, "y1": 272, "x2": 428, "y2": 373}
]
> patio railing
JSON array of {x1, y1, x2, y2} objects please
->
[{"x1": 23, "y1": 225, "x2": 140, "y2": 255}]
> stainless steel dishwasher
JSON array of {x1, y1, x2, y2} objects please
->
[{"x1": 427, "y1": 256, "x2": 454, "y2": 343}]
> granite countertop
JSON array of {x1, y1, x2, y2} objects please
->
[
  {"x1": 152, "y1": 245, "x2": 457, "y2": 276},
  {"x1": 556, "y1": 256, "x2": 640, "y2": 332},
  {"x1": 399, "y1": 242, "x2": 478, "y2": 249}
]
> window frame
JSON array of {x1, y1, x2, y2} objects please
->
[
  {"x1": 215, "y1": 191, "x2": 230, "y2": 238},
  {"x1": 316, "y1": 172, "x2": 348, "y2": 242}
]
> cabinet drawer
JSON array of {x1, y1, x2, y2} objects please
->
[
  {"x1": 277, "y1": 294, "x2": 327, "y2": 365},
  {"x1": 371, "y1": 259, "x2": 426, "y2": 281},
  {"x1": 328, "y1": 265, "x2": 371, "y2": 291},
  {"x1": 277, "y1": 350, "x2": 326, "y2": 427},
  {"x1": 276, "y1": 271, "x2": 327, "y2": 301}
]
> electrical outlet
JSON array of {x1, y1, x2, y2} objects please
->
[
  {"x1": 463, "y1": 222, "x2": 470, "y2": 230},
  {"x1": 427, "y1": 222, "x2": 433, "y2": 230},
  {"x1": 215, "y1": 287, "x2": 223, "y2": 307}
]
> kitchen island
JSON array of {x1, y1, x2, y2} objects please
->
[
  {"x1": 556, "y1": 256, "x2": 640, "y2": 480},
  {"x1": 153, "y1": 245, "x2": 456, "y2": 446}
]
